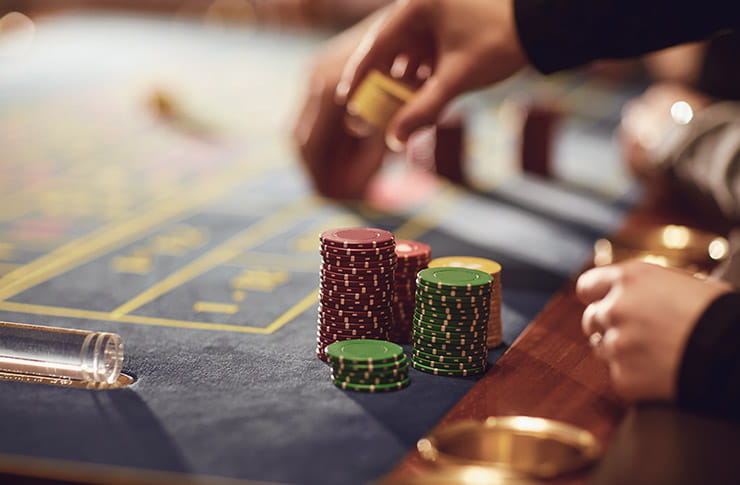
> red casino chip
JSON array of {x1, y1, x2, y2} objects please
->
[{"x1": 320, "y1": 227, "x2": 395, "y2": 249}]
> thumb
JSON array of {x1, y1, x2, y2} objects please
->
[{"x1": 576, "y1": 265, "x2": 622, "y2": 305}]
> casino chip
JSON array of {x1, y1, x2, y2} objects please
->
[
  {"x1": 316, "y1": 227, "x2": 396, "y2": 361},
  {"x1": 391, "y1": 239, "x2": 431, "y2": 344},
  {"x1": 411, "y1": 267, "x2": 492, "y2": 376},
  {"x1": 326, "y1": 339, "x2": 409, "y2": 392},
  {"x1": 428, "y1": 257, "x2": 503, "y2": 348}
]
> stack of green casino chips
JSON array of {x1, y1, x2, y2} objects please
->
[
  {"x1": 412, "y1": 267, "x2": 492, "y2": 376},
  {"x1": 326, "y1": 339, "x2": 410, "y2": 392}
]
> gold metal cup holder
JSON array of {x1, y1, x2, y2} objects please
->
[
  {"x1": 593, "y1": 224, "x2": 729, "y2": 274},
  {"x1": 416, "y1": 417, "x2": 601, "y2": 481}
]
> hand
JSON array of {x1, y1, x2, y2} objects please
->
[
  {"x1": 336, "y1": 0, "x2": 527, "y2": 147},
  {"x1": 620, "y1": 83, "x2": 712, "y2": 178},
  {"x1": 576, "y1": 261, "x2": 731, "y2": 402},
  {"x1": 293, "y1": 12, "x2": 389, "y2": 199}
]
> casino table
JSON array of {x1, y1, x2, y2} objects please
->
[{"x1": 1, "y1": 10, "x2": 724, "y2": 485}]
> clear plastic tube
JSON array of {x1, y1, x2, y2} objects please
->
[{"x1": 0, "y1": 321, "x2": 123, "y2": 384}]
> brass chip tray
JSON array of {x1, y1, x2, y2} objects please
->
[{"x1": 416, "y1": 416, "x2": 601, "y2": 480}]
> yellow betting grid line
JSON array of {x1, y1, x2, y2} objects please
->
[
  {"x1": 0, "y1": 185, "x2": 460, "y2": 333},
  {"x1": 0, "y1": 161, "x2": 268, "y2": 302},
  {"x1": 110, "y1": 197, "x2": 319, "y2": 317},
  {"x1": 0, "y1": 301, "x2": 270, "y2": 333},
  {"x1": 263, "y1": 288, "x2": 319, "y2": 334},
  {"x1": 192, "y1": 302, "x2": 240, "y2": 314}
]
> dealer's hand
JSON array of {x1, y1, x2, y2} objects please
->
[
  {"x1": 576, "y1": 261, "x2": 731, "y2": 402},
  {"x1": 336, "y1": 0, "x2": 527, "y2": 148}
]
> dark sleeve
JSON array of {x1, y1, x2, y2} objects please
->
[
  {"x1": 513, "y1": 0, "x2": 740, "y2": 74},
  {"x1": 677, "y1": 292, "x2": 740, "y2": 419}
]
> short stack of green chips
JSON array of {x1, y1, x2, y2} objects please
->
[
  {"x1": 326, "y1": 339, "x2": 410, "y2": 392},
  {"x1": 412, "y1": 267, "x2": 492, "y2": 376}
]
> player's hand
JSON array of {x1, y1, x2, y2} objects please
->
[
  {"x1": 293, "y1": 13, "x2": 389, "y2": 199},
  {"x1": 620, "y1": 83, "x2": 712, "y2": 179},
  {"x1": 576, "y1": 261, "x2": 731, "y2": 402},
  {"x1": 335, "y1": 0, "x2": 527, "y2": 148}
]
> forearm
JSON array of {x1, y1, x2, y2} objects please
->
[
  {"x1": 514, "y1": 0, "x2": 740, "y2": 74},
  {"x1": 678, "y1": 292, "x2": 740, "y2": 419}
]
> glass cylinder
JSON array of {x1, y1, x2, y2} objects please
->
[{"x1": 0, "y1": 321, "x2": 123, "y2": 384}]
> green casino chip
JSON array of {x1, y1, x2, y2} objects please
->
[
  {"x1": 412, "y1": 324, "x2": 485, "y2": 340},
  {"x1": 412, "y1": 340, "x2": 487, "y2": 357},
  {"x1": 331, "y1": 371, "x2": 409, "y2": 386},
  {"x1": 332, "y1": 364, "x2": 409, "y2": 381},
  {"x1": 415, "y1": 307, "x2": 489, "y2": 321},
  {"x1": 413, "y1": 315, "x2": 489, "y2": 329},
  {"x1": 413, "y1": 347, "x2": 487, "y2": 363},
  {"x1": 416, "y1": 284, "x2": 490, "y2": 298},
  {"x1": 412, "y1": 331, "x2": 486, "y2": 346},
  {"x1": 415, "y1": 306, "x2": 489, "y2": 319},
  {"x1": 411, "y1": 359, "x2": 486, "y2": 376},
  {"x1": 412, "y1": 332, "x2": 485, "y2": 350},
  {"x1": 416, "y1": 301, "x2": 491, "y2": 313},
  {"x1": 413, "y1": 310, "x2": 487, "y2": 324},
  {"x1": 332, "y1": 377, "x2": 411, "y2": 392},
  {"x1": 415, "y1": 280, "x2": 491, "y2": 296},
  {"x1": 333, "y1": 354, "x2": 408, "y2": 372},
  {"x1": 413, "y1": 322, "x2": 483, "y2": 335},
  {"x1": 411, "y1": 354, "x2": 486, "y2": 370},
  {"x1": 326, "y1": 339, "x2": 404, "y2": 365},
  {"x1": 417, "y1": 267, "x2": 493, "y2": 289},
  {"x1": 413, "y1": 315, "x2": 485, "y2": 331},
  {"x1": 414, "y1": 292, "x2": 488, "y2": 305}
]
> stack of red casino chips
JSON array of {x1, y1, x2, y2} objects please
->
[
  {"x1": 390, "y1": 239, "x2": 432, "y2": 344},
  {"x1": 316, "y1": 227, "x2": 397, "y2": 361}
]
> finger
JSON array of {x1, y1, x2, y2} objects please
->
[
  {"x1": 405, "y1": 126, "x2": 436, "y2": 170},
  {"x1": 390, "y1": 54, "x2": 410, "y2": 79},
  {"x1": 600, "y1": 327, "x2": 620, "y2": 361},
  {"x1": 336, "y1": 0, "x2": 421, "y2": 104},
  {"x1": 581, "y1": 302, "x2": 607, "y2": 338},
  {"x1": 575, "y1": 265, "x2": 621, "y2": 305},
  {"x1": 387, "y1": 53, "x2": 470, "y2": 143},
  {"x1": 416, "y1": 59, "x2": 433, "y2": 81}
]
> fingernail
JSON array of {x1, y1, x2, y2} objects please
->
[
  {"x1": 385, "y1": 131, "x2": 405, "y2": 152},
  {"x1": 335, "y1": 82, "x2": 349, "y2": 105}
]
